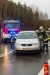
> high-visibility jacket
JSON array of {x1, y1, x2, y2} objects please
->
[
  {"x1": 41, "y1": 29, "x2": 50, "y2": 42},
  {"x1": 47, "y1": 31, "x2": 50, "y2": 38}
]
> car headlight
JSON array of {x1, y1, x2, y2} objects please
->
[
  {"x1": 32, "y1": 43, "x2": 40, "y2": 46},
  {"x1": 15, "y1": 43, "x2": 21, "y2": 46}
]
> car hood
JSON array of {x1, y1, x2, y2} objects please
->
[{"x1": 16, "y1": 39, "x2": 39, "y2": 44}]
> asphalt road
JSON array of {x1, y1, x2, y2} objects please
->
[{"x1": 0, "y1": 41, "x2": 50, "y2": 75}]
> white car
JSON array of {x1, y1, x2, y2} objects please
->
[{"x1": 14, "y1": 31, "x2": 42, "y2": 53}]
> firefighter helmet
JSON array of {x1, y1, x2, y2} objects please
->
[
  {"x1": 48, "y1": 28, "x2": 50, "y2": 31},
  {"x1": 39, "y1": 26, "x2": 43, "y2": 30},
  {"x1": 36, "y1": 30, "x2": 39, "y2": 33}
]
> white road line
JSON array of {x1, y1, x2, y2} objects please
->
[
  {"x1": 0, "y1": 50, "x2": 14, "y2": 58},
  {"x1": 38, "y1": 59, "x2": 50, "y2": 75}
]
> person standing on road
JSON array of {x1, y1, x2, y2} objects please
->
[
  {"x1": 48, "y1": 28, "x2": 50, "y2": 38},
  {"x1": 39, "y1": 26, "x2": 50, "y2": 51},
  {"x1": 36, "y1": 30, "x2": 39, "y2": 37}
]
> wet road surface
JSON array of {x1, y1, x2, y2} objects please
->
[{"x1": 0, "y1": 41, "x2": 50, "y2": 75}]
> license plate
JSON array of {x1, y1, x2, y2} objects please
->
[{"x1": 23, "y1": 48, "x2": 31, "y2": 50}]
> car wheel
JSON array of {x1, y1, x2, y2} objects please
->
[
  {"x1": 38, "y1": 47, "x2": 42, "y2": 53},
  {"x1": 38, "y1": 50, "x2": 42, "y2": 53}
]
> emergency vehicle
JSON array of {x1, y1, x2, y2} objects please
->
[{"x1": 1, "y1": 20, "x2": 21, "y2": 42}]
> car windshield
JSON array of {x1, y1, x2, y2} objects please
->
[
  {"x1": 18, "y1": 32, "x2": 38, "y2": 39},
  {"x1": 5, "y1": 23, "x2": 20, "y2": 28}
]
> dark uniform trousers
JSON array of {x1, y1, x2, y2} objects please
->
[{"x1": 43, "y1": 40, "x2": 48, "y2": 50}]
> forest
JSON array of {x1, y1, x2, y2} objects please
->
[{"x1": 0, "y1": 0, "x2": 50, "y2": 30}]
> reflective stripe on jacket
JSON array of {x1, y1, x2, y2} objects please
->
[{"x1": 44, "y1": 38, "x2": 50, "y2": 42}]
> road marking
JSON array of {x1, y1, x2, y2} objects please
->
[
  {"x1": 0, "y1": 50, "x2": 14, "y2": 58},
  {"x1": 38, "y1": 59, "x2": 50, "y2": 75}
]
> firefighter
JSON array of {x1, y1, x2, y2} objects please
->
[
  {"x1": 36, "y1": 30, "x2": 39, "y2": 32},
  {"x1": 48, "y1": 28, "x2": 50, "y2": 38},
  {"x1": 36, "y1": 30, "x2": 44, "y2": 50},
  {"x1": 48, "y1": 28, "x2": 50, "y2": 31},
  {"x1": 36, "y1": 30, "x2": 39, "y2": 37},
  {"x1": 39, "y1": 26, "x2": 49, "y2": 51}
]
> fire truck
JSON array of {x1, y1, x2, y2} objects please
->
[{"x1": 1, "y1": 20, "x2": 21, "y2": 42}]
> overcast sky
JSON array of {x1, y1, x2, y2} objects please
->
[{"x1": 12, "y1": 0, "x2": 50, "y2": 19}]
